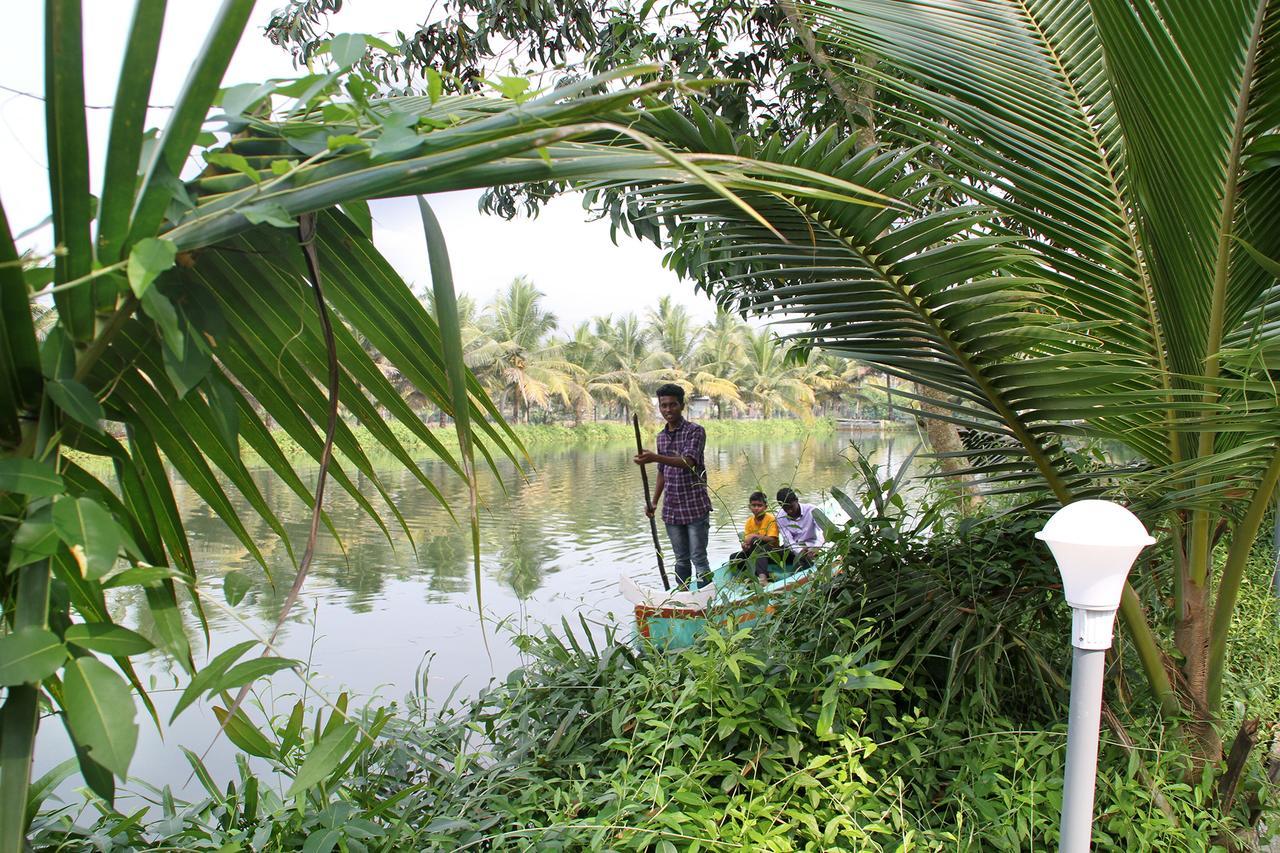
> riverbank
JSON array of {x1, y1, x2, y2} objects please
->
[{"x1": 252, "y1": 414, "x2": 849, "y2": 468}]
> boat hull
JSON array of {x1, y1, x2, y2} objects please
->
[{"x1": 624, "y1": 560, "x2": 827, "y2": 649}]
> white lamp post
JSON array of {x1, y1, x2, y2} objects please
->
[{"x1": 1036, "y1": 500, "x2": 1154, "y2": 852}]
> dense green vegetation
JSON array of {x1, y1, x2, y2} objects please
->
[{"x1": 29, "y1": 494, "x2": 1280, "y2": 850}]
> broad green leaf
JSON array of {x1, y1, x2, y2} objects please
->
[
  {"x1": 25, "y1": 757, "x2": 79, "y2": 828},
  {"x1": 286, "y1": 723, "x2": 358, "y2": 798},
  {"x1": 0, "y1": 629, "x2": 67, "y2": 686},
  {"x1": 816, "y1": 685, "x2": 838, "y2": 740},
  {"x1": 0, "y1": 459, "x2": 64, "y2": 497},
  {"x1": 201, "y1": 372, "x2": 240, "y2": 449},
  {"x1": 64, "y1": 623, "x2": 154, "y2": 657},
  {"x1": 326, "y1": 133, "x2": 365, "y2": 150},
  {"x1": 220, "y1": 81, "x2": 273, "y2": 117},
  {"x1": 204, "y1": 152, "x2": 261, "y2": 183},
  {"x1": 329, "y1": 33, "x2": 367, "y2": 69},
  {"x1": 222, "y1": 571, "x2": 251, "y2": 606},
  {"x1": 140, "y1": 287, "x2": 184, "y2": 355},
  {"x1": 39, "y1": 324, "x2": 74, "y2": 381},
  {"x1": 830, "y1": 486, "x2": 865, "y2": 524},
  {"x1": 62, "y1": 657, "x2": 138, "y2": 778},
  {"x1": 273, "y1": 72, "x2": 332, "y2": 100},
  {"x1": 8, "y1": 514, "x2": 60, "y2": 570},
  {"x1": 50, "y1": 548, "x2": 109, "y2": 623},
  {"x1": 211, "y1": 705, "x2": 277, "y2": 759},
  {"x1": 126, "y1": 237, "x2": 177, "y2": 299},
  {"x1": 302, "y1": 829, "x2": 340, "y2": 853},
  {"x1": 170, "y1": 640, "x2": 256, "y2": 722},
  {"x1": 144, "y1": 582, "x2": 192, "y2": 671},
  {"x1": 215, "y1": 656, "x2": 299, "y2": 692},
  {"x1": 52, "y1": 496, "x2": 123, "y2": 580},
  {"x1": 242, "y1": 202, "x2": 297, "y2": 228},
  {"x1": 843, "y1": 674, "x2": 903, "y2": 691},
  {"x1": 102, "y1": 564, "x2": 186, "y2": 588},
  {"x1": 486, "y1": 75, "x2": 533, "y2": 103},
  {"x1": 424, "y1": 68, "x2": 442, "y2": 103},
  {"x1": 163, "y1": 330, "x2": 212, "y2": 398},
  {"x1": 46, "y1": 379, "x2": 104, "y2": 432},
  {"x1": 279, "y1": 700, "x2": 305, "y2": 754},
  {"x1": 179, "y1": 746, "x2": 223, "y2": 803}
]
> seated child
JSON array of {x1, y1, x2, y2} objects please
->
[
  {"x1": 731, "y1": 491, "x2": 780, "y2": 583},
  {"x1": 775, "y1": 486, "x2": 825, "y2": 572}
]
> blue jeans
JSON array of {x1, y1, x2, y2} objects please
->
[{"x1": 665, "y1": 516, "x2": 711, "y2": 588}]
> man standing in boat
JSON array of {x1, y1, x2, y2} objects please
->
[{"x1": 634, "y1": 384, "x2": 713, "y2": 588}]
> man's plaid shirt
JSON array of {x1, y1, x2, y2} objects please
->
[{"x1": 657, "y1": 419, "x2": 712, "y2": 525}]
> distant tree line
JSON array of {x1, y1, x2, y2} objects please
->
[{"x1": 388, "y1": 276, "x2": 889, "y2": 424}]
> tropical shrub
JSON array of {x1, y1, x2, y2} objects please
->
[{"x1": 31, "y1": 541, "x2": 1280, "y2": 849}]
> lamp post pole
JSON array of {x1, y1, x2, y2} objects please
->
[
  {"x1": 1036, "y1": 501, "x2": 1154, "y2": 853},
  {"x1": 1059, "y1": 609, "x2": 1116, "y2": 850}
]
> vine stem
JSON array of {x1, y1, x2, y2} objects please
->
[{"x1": 202, "y1": 212, "x2": 341, "y2": 757}]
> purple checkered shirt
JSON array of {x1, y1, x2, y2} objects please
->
[{"x1": 657, "y1": 419, "x2": 712, "y2": 525}]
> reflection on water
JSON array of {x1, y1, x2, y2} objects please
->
[{"x1": 43, "y1": 429, "x2": 919, "y2": 798}]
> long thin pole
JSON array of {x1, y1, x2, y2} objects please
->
[
  {"x1": 633, "y1": 414, "x2": 671, "y2": 591},
  {"x1": 1060, "y1": 645, "x2": 1106, "y2": 852}
]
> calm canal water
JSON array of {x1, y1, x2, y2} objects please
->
[{"x1": 38, "y1": 428, "x2": 919, "y2": 801}]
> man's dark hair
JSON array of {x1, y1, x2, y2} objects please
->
[
  {"x1": 776, "y1": 487, "x2": 798, "y2": 504},
  {"x1": 655, "y1": 383, "x2": 685, "y2": 403},
  {"x1": 749, "y1": 491, "x2": 766, "y2": 504}
]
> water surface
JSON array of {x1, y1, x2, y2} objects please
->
[{"x1": 41, "y1": 428, "x2": 918, "y2": 800}]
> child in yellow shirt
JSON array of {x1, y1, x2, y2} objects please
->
[{"x1": 735, "y1": 491, "x2": 779, "y2": 583}]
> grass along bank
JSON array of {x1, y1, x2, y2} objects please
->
[{"x1": 249, "y1": 415, "x2": 846, "y2": 469}]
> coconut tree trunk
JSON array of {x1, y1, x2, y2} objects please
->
[{"x1": 915, "y1": 383, "x2": 982, "y2": 507}]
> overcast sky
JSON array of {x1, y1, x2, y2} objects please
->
[{"x1": 2, "y1": 2, "x2": 723, "y2": 327}]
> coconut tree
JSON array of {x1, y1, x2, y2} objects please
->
[
  {"x1": 606, "y1": 0, "x2": 1280, "y2": 767},
  {"x1": 646, "y1": 295, "x2": 701, "y2": 369},
  {"x1": 692, "y1": 308, "x2": 750, "y2": 418},
  {"x1": 590, "y1": 313, "x2": 675, "y2": 421},
  {"x1": 736, "y1": 328, "x2": 817, "y2": 419},
  {"x1": 467, "y1": 277, "x2": 584, "y2": 421},
  {"x1": 560, "y1": 321, "x2": 609, "y2": 424}
]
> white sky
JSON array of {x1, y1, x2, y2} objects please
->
[{"x1": 2, "y1": 2, "x2": 722, "y2": 327}]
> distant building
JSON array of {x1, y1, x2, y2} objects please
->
[{"x1": 651, "y1": 394, "x2": 713, "y2": 419}]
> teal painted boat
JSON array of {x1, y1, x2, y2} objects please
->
[{"x1": 619, "y1": 559, "x2": 829, "y2": 649}]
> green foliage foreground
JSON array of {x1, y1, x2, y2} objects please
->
[{"x1": 30, "y1": 515, "x2": 1280, "y2": 851}]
